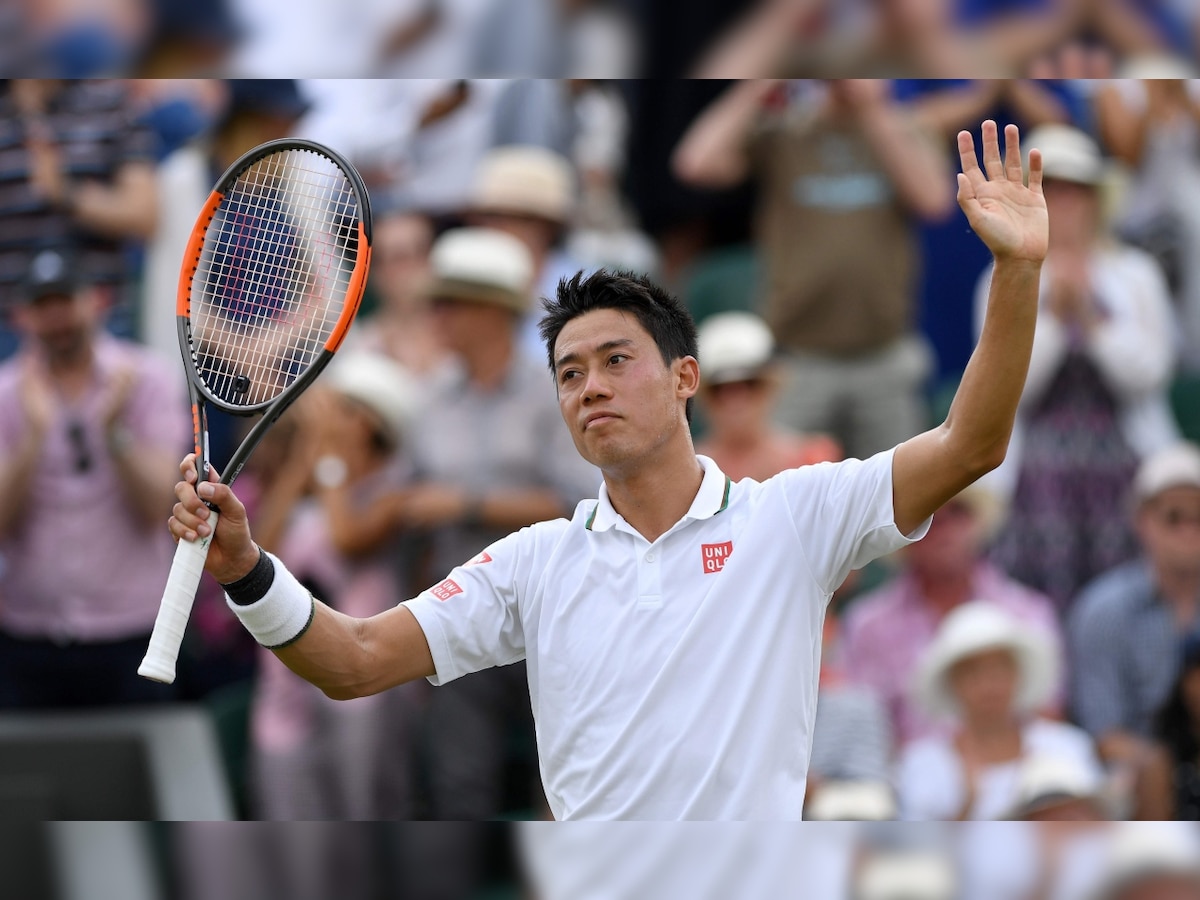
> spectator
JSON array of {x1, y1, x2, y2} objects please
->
[
  {"x1": 674, "y1": 79, "x2": 955, "y2": 460},
  {"x1": 406, "y1": 227, "x2": 598, "y2": 821},
  {"x1": 251, "y1": 352, "x2": 425, "y2": 820},
  {"x1": 1094, "y1": 65, "x2": 1200, "y2": 372},
  {"x1": 896, "y1": 601, "x2": 1102, "y2": 821},
  {"x1": 0, "y1": 247, "x2": 188, "y2": 707},
  {"x1": 1137, "y1": 635, "x2": 1200, "y2": 820},
  {"x1": 977, "y1": 122, "x2": 1180, "y2": 612},
  {"x1": 841, "y1": 483, "x2": 1063, "y2": 746},
  {"x1": 1007, "y1": 755, "x2": 1111, "y2": 821},
  {"x1": 0, "y1": 79, "x2": 158, "y2": 357},
  {"x1": 695, "y1": 311, "x2": 840, "y2": 482},
  {"x1": 1069, "y1": 443, "x2": 1200, "y2": 781},
  {"x1": 348, "y1": 205, "x2": 449, "y2": 382},
  {"x1": 464, "y1": 144, "x2": 586, "y2": 361},
  {"x1": 1094, "y1": 822, "x2": 1200, "y2": 900}
]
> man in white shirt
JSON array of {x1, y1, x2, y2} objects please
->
[{"x1": 167, "y1": 120, "x2": 1050, "y2": 820}]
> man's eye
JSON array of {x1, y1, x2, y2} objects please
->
[
  {"x1": 561, "y1": 370, "x2": 579, "y2": 382},
  {"x1": 608, "y1": 355, "x2": 627, "y2": 365}
]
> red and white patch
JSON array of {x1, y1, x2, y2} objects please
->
[
  {"x1": 701, "y1": 541, "x2": 733, "y2": 574},
  {"x1": 464, "y1": 551, "x2": 492, "y2": 567},
  {"x1": 431, "y1": 578, "x2": 463, "y2": 601}
]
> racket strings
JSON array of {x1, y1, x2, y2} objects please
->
[{"x1": 189, "y1": 148, "x2": 361, "y2": 408}]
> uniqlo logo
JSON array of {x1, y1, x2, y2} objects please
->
[
  {"x1": 701, "y1": 541, "x2": 733, "y2": 574},
  {"x1": 431, "y1": 579, "x2": 463, "y2": 601},
  {"x1": 465, "y1": 551, "x2": 492, "y2": 567}
]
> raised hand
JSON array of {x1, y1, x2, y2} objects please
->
[{"x1": 957, "y1": 121, "x2": 1048, "y2": 264}]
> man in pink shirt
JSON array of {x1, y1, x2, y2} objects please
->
[
  {"x1": 839, "y1": 484, "x2": 1063, "y2": 748},
  {"x1": 0, "y1": 248, "x2": 189, "y2": 706}
]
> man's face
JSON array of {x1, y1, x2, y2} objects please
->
[
  {"x1": 907, "y1": 497, "x2": 980, "y2": 577},
  {"x1": 373, "y1": 214, "x2": 433, "y2": 306},
  {"x1": 1137, "y1": 486, "x2": 1200, "y2": 580},
  {"x1": 16, "y1": 288, "x2": 99, "y2": 363},
  {"x1": 553, "y1": 308, "x2": 696, "y2": 472},
  {"x1": 948, "y1": 648, "x2": 1019, "y2": 722},
  {"x1": 700, "y1": 374, "x2": 774, "y2": 437},
  {"x1": 430, "y1": 297, "x2": 515, "y2": 357},
  {"x1": 1044, "y1": 179, "x2": 1100, "y2": 250}
]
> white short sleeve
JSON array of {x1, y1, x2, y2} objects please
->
[
  {"x1": 774, "y1": 448, "x2": 931, "y2": 594},
  {"x1": 401, "y1": 527, "x2": 535, "y2": 685}
]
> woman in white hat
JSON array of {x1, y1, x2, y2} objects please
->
[
  {"x1": 249, "y1": 351, "x2": 426, "y2": 820},
  {"x1": 896, "y1": 600, "x2": 1102, "y2": 820},
  {"x1": 695, "y1": 311, "x2": 840, "y2": 482}
]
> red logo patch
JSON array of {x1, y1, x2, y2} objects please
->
[
  {"x1": 465, "y1": 551, "x2": 492, "y2": 567},
  {"x1": 431, "y1": 579, "x2": 463, "y2": 601},
  {"x1": 701, "y1": 541, "x2": 733, "y2": 574}
]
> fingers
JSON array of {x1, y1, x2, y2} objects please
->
[
  {"x1": 1003, "y1": 123, "x2": 1023, "y2": 182},
  {"x1": 957, "y1": 129, "x2": 984, "y2": 188},
  {"x1": 1027, "y1": 147, "x2": 1044, "y2": 194},
  {"x1": 981, "y1": 120, "x2": 1003, "y2": 181}
]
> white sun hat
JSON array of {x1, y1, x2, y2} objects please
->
[
  {"x1": 805, "y1": 780, "x2": 897, "y2": 821},
  {"x1": 914, "y1": 600, "x2": 1058, "y2": 720},
  {"x1": 697, "y1": 311, "x2": 776, "y2": 386},
  {"x1": 1132, "y1": 441, "x2": 1200, "y2": 504},
  {"x1": 855, "y1": 851, "x2": 957, "y2": 900},
  {"x1": 471, "y1": 144, "x2": 575, "y2": 225},
  {"x1": 425, "y1": 227, "x2": 534, "y2": 314},
  {"x1": 1026, "y1": 123, "x2": 1106, "y2": 187},
  {"x1": 324, "y1": 351, "x2": 421, "y2": 448},
  {"x1": 1005, "y1": 753, "x2": 1107, "y2": 820},
  {"x1": 1095, "y1": 823, "x2": 1200, "y2": 900}
]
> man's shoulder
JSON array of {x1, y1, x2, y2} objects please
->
[{"x1": 1071, "y1": 560, "x2": 1153, "y2": 624}]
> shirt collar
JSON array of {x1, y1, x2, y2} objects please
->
[{"x1": 586, "y1": 454, "x2": 731, "y2": 533}]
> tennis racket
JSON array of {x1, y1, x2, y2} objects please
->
[{"x1": 138, "y1": 138, "x2": 373, "y2": 684}]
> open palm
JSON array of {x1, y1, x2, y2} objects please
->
[{"x1": 957, "y1": 121, "x2": 1048, "y2": 264}]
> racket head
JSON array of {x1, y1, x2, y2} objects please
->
[{"x1": 176, "y1": 139, "x2": 373, "y2": 420}]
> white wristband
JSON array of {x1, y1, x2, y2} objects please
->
[{"x1": 225, "y1": 551, "x2": 315, "y2": 649}]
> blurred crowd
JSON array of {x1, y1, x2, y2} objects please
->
[
  {"x1": 8, "y1": 820, "x2": 1200, "y2": 900},
  {"x1": 5, "y1": 74, "x2": 1200, "y2": 855},
  {"x1": 3, "y1": 0, "x2": 1200, "y2": 78}
]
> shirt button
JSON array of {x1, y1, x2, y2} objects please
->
[{"x1": 645, "y1": 551, "x2": 656, "y2": 562}]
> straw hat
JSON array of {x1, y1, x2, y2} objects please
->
[
  {"x1": 914, "y1": 600, "x2": 1058, "y2": 720},
  {"x1": 805, "y1": 780, "x2": 897, "y2": 821},
  {"x1": 697, "y1": 312, "x2": 776, "y2": 386},
  {"x1": 855, "y1": 851, "x2": 956, "y2": 900},
  {"x1": 1026, "y1": 124, "x2": 1106, "y2": 187},
  {"x1": 425, "y1": 227, "x2": 533, "y2": 315},
  {"x1": 324, "y1": 352, "x2": 420, "y2": 448},
  {"x1": 1132, "y1": 441, "x2": 1200, "y2": 504},
  {"x1": 471, "y1": 145, "x2": 575, "y2": 225},
  {"x1": 1095, "y1": 823, "x2": 1200, "y2": 900},
  {"x1": 1005, "y1": 753, "x2": 1107, "y2": 820}
]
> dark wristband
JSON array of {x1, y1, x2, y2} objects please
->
[{"x1": 221, "y1": 547, "x2": 275, "y2": 606}]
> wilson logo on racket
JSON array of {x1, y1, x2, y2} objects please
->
[{"x1": 701, "y1": 541, "x2": 733, "y2": 574}]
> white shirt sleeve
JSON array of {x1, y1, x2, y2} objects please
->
[
  {"x1": 775, "y1": 448, "x2": 931, "y2": 595},
  {"x1": 400, "y1": 525, "x2": 542, "y2": 685}
]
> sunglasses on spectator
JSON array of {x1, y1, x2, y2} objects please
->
[
  {"x1": 67, "y1": 420, "x2": 91, "y2": 473},
  {"x1": 1156, "y1": 506, "x2": 1200, "y2": 529},
  {"x1": 705, "y1": 377, "x2": 768, "y2": 397}
]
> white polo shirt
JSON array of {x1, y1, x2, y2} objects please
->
[{"x1": 402, "y1": 448, "x2": 929, "y2": 820}]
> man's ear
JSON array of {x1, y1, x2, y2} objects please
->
[{"x1": 675, "y1": 355, "x2": 700, "y2": 402}]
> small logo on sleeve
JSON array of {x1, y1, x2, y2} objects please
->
[
  {"x1": 701, "y1": 541, "x2": 733, "y2": 574},
  {"x1": 465, "y1": 551, "x2": 492, "y2": 567},
  {"x1": 431, "y1": 579, "x2": 463, "y2": 601}
]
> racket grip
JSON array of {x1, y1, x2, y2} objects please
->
[{"x1": 138, "y1": 511, "x2": 220, "y2": 684}]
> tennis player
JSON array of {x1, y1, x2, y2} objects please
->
[{"x1": 169, "y1": 121, "x2": 1047, "y2": 820}]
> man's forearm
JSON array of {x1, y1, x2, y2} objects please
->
[
  {"x1": 109, "y1": 446, "x2": 180, "y2": 528},
  {"x1": 0, "y1": 433, "x2": 44, "y2": 538},
  {"x1": 858, "y1": 105, "x2": 954, "y2": 221},
  {"x1": 943, "y1": 258, "x2": 1042, "y2": 471},
  {"x1": 672, "y1": 80, "x2": 777, "y2": 189}
]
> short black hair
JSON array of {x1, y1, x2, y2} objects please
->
[{"x1": 540, "y1": 269, "x2": 699, "y2": 422}]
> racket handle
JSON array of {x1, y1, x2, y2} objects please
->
[{"x1": 138, "y1": 511, "x2": 220, "y2": 684}]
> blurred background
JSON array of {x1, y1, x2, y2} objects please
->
[{"x1": 5, "y1": 56, "x2": 1200, "y2": 900}]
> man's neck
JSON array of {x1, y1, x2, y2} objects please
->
[
  {"x1": 603, "y1": 439, "x2": 705, "y2": 544},
  {"x1": 914, "y1": 564, "x2": 976, "y2": 617}
]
